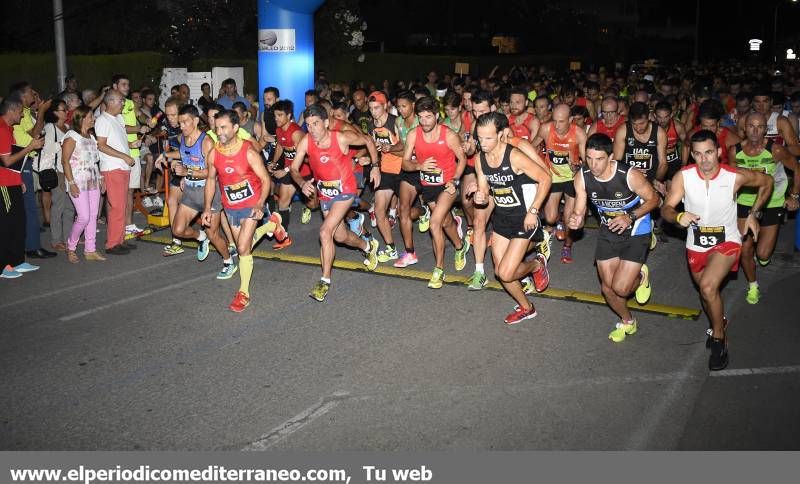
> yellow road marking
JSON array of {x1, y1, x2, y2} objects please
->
[{"x1": 142, "y1": 233, "x2": 700, "y2": 320}]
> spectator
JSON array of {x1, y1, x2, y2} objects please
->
[
  {"x1": 197, "y1": 82, "x2": 213, "y2": 114},
  {"x1": 41, "y1": 99, "x2": 73, "y2": 251},
  {"x1": 57, "y1": 74, "x2": 79, "y2": 100},
  {"x1": 62, "y1": 92, "x2": 81, "y2": 125},
  {"x1": 95, "y1": 89, "x2": 135, "y2": 255},
  {"x1": 62, "y1": 105, "x2": 105, "y2": 263},
  {"x1": 9, "y1": 82, "x2": 56, "y2": 259},
  {"x1": 0, "y1": 94, "x2": 43, "y2": 278},
  {"x1": 216, "y1": 78, "x2": 249, "y2": 110},
  {"x1": 232, "y1": 101, "x2": 255, "y2": 137}
]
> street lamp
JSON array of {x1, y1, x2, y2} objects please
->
[{"x1": 774, "y1": 0, "x2": 798, "y2": 62}]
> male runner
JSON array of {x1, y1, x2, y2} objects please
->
[
  {"x1": 470, "y1": 112, "x2": 551, "y2": 324},
  {"x1": 568, "y1": 133, "x2": 659, "y2": 342},
  {"x1": 588, "y1": 96, "x2": 626, "y2": 143},
  {"x1": 531, "y1": 104, "x2": 587, "y2": 263},
  {"x1": 202, "y1": 110, "x2": 284, "y2": 312},
  {"x1": 731, "y1": 112, "x2": 800, "y2": 304},
  {"x1": 662, "y1": 130, "x2": 772, "y2": 370},
  {"x1": 401, "y1": 96, "x2": 470, "y2": 288},
  {"x1": 170, "y1": 105, "x2": 237, "y2": 279},
  {"x1": 291, "y1": 104, "x2": 380, "y2": 301}
]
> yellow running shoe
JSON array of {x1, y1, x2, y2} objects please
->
[
  {"x1": 608, "y1": 319, "x2": 638, "y2": 343},
  {"x1": 427, "y1": 267, "x2": 445, "y2": 289},
  {"x1": 635, "y1": 264, "x2": 651, "y2": 305},
  {"x1": 746, "y1": 284, "x2": 760, "y2": 304},
  {"x1": 301, "y1": 207, "x2": 312, "y2": 224}
]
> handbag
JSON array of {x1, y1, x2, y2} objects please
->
[{"x1": 37, "y1": 125, "x2": 59, "y2": 191}]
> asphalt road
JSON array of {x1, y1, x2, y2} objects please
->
[{"x1": 1, "y1": 208, "x2": 798, "y2": 450}]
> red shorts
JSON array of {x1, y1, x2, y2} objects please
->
[{"x1": 686, "y1": 241, "x2": 741, "y2": 273}]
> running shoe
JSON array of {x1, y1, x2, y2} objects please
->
[
  {"x1": 608, "y1": 319, "x2": 638, "y2": 343},
  {"x1": 454, "y1": 236, "x2": 471, "y2": 271},
  {"x1": 348, "y1": 212, "x2": 365, "y2": 236},
  {"x1": 364, "y1": 238, "x2": 380, "y2": 271},
  {"x1": 377, "y1": 246, "x2": 399, "y2": 263},
  {"x1": 504, "y1": 304, "x2": 537, "y2": 325},
  {"x1": 389, "y1": 213, "x2": 397, "y2": 228},
  {"x1": 532, "y1": 253, "x2": 550, "y2": 292},
  {"x1": 454, "y1": 214, "x2": 464, "y2": 240},
  {"x1": 163, "y1": 244, "x2": 184, "y2": 256},
  {"x1": 635, "y1": 264, "x2": 651, "y2": 304},
  {"x1": 1, "y1": 265, "x2": 22, "y2": 279},
  {"x1": 142, "y1": 197, "x2": 153, "y2": 209},
  {"x1": 368, "y1": 205, "x2": 377, "y2": 227},
  {"x1": 650, "y1": 230, "x2": 658, "y2": 250},
  {"x1": 705, "y1": 317, "x2": 729, "y2": 349},
  {"x1": 13, "y1": 262, "x2": 40, "y2": 273},
  {"x1": 418, "y1": 206, "x2": 431, "y2": 233},
  {"x1": 537, "y1": 229, "x2": 552, "y2": 262},
  {"x1": 301, "y1": 207, "x2": 312, "y2": 224},
  {"x1": 309, "y1": 280, "x2": 330, "y2": 302},
  {"x1": 708, "y1": 338, "x2": 729, "y2": 371},
  {"x1": 555, "y1": 222, "x2": 566, "y2": 241},
  {"x1": 560, "y1": 245, "x2": 573, "y2": 264},
  {"x1": 521, "y1": 276, "x2": 534, "y2": 295},
  {"x1": 756, "y1": 257, "x2": 771, "y2": 267},
  {"x1": 746, "y1": 284, "x2": 760, "y2": 304},
  {"x1": 393, "y1": 251, "x2": 419, "y2": 268},
  {"x1": 466, "y1": 270, "x2": 487, "y2": 290},
  {"x1": 228, "y1": 291, "x2": 250, "y2": 312},
  {"x1": 427, "y1": 267, "x2": 445, "y2": 289},
  {"x1": 217, "y1": 262, "x2": 238, "y2": 280},
  {"x1": 197, "y1": 238, "x2": 210, "y2": 261},
  {"x1": 273, "y1": 235, "x2": 293, "y2": 250}
]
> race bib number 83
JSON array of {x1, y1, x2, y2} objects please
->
[{"x1": 693, "y1": 225, "x2": 725, "y2": 249}]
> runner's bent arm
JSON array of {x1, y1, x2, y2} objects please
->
[
  {"x1": 401, "y1": 129, "x2": 418, "y2": 172},
  {"x1": 567, "y1": 172, "x2": 588, "y2": 230},
  {"x1": 627, "y1": 167, "x2": 660, "y2": 220},
  {"x1": 512, "y1": 137, "x2": 549, "y2": 171},
  {"x1": 202, "y1": 150, "x2": 217, "y2": 216},
  {"x1": 246, "y1": 147, "x2": 271, "y2": 212},
  {"x1": 612, "y1": 124, "x2": 626, "y2": 161},
  {"x1": 661, "y1": 171, "x2": 687, "y2": 225},
  {"x1": 655, "y1": 126, "x2": 668, "y2": 181},
  {"x1": 446, "y1": 128, "x2": 467, "y2": 181},
  {"x1": 510, "y1": 148, "x2": 550, "y2": 211},
  {"x1": 289, "y1": 137, "x2": 310, "y2": 190}
]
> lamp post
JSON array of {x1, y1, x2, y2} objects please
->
[{"x1": 774, "y1": 0, "x2": 798, "y2": 62}]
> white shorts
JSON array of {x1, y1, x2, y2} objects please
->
[{"x1": 129, "y1": 160, "x2": 141, "y2": 189}]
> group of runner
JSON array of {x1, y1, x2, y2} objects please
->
[{"x1": 153, "y1": 76, "x2": 799, "y2": 372}]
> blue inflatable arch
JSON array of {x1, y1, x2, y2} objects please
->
[{"x1": 257, "y1": 0, "x2": 325, "y2": 118}]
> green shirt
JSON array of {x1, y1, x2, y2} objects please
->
[
  {"x1": 12, "y1": 107, "x2": 34, "y2": 147},
  {"x1": 122, "y1": 99, "x2": 139, "y2": 158},
  {"x1": 735, "y1": 143, "x2": 787, "y2": 208}
]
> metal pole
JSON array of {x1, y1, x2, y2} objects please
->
[{"x1": 53, "y1": 0, "x2": 67, "y2": 92}]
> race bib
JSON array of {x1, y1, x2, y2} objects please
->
[
  {"x1": 223, "y1": 180, "x2": 254, "y2": 204},
  {"x1": 626, "y1": 153, "x2": 653, "y2": 170},
  {"x1": 666, "y1": 149, "x2": 680, "y2": 163},
  {"x1": 317, "y1": 179, "x2": 342, "y2": 198},
  {"x1": 492, "y1": 186, "x2": 521, "y2": 208},
  {"x1": 599, "y1": 209, "x2": 626, "y2": 227},
  {"x1": 284, "y1": 148, "x2": 296, "y2": 161},
  {"x1": 548, "y1": 150, "x2": 569, "y2": 165},
  {"x1": 693, "y1": 225, "x2": 725, "y2": 249},
  {"x1": 420, "y1": 168, "x2": 444, "y2": 186}
]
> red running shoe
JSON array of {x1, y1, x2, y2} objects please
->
[
  {"x1": 504, "y1": 304, "x2": 538, "y2": 325},
  {"x1": 532, "y1": 253, "x2": 550, "y2": 292},
  {"x1": 229, "y1": 291, "x2": 250, "y2": 312}
]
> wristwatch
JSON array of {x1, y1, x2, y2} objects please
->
[
  {"x1": 528, "y1": 206, "x2": 539, "y2": 215},
  {"x1": 627, "y1": 211, "x2": 638, "y2": 222},
  {"x1": 748, "y1": 209, "x2": 763, "y2": 220}
]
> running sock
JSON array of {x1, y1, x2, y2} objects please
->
[
  {"x1": 239, "y1": 255, "x2": 253, "y2": 296},
  {"x1": 197, "y1": 230, "x2": 207, "y2": 242},
  {"x1": 749, "y1": 281, "x2": 759, "y2": 290},
  {"x1": 321, "y1": 277, "x2": 331, "y2": 284},
  {"x1": 278, "y1": 208, "x2": 291, "y2": 233},
  {"x1": 406, "y1": 246, "x2": 415, "y2": 254},
  {"x1": 475, "y1": 263, "x2": 484, "y2": 273},
  {"x1": 386, "y1": 243, "x2": 395, "y2": 252},
  {"x1": 223, "y1": 257, "x2": 233, "y2": 265},
  {"x1": 172, "y1": 238, "x2": 182, "y2": 246},
  {"x1": 389, "y1": 208, "x2": 397, "y2": 218},
  {"x1": 252, "y1": 218, "x2": 280, "y2": 247}
]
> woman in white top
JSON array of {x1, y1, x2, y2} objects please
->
[
  {"x1": 61, "y1": 105, "x2": 106, "y2": 262},
  {"x1": 41, "y1": 99, "x2": 73, "y2": 250}
]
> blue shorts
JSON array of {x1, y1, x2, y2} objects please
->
[
  {"x1": 320, "y1": 194, "x2": 356, "y2": 212},
  {"x1": 225, "y1": 207, "x2": 258, "y2": 227}
]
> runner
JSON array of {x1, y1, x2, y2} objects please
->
[
  {"x1": 662, "y1": 129, "x2": 773, "y2": 370},
  {"x1": 508, "y1": 88, "x2": 538, "y2": 140},
  {"x1": 731, "y1": 112, "x2": 800, "y2": 304},
  {"x1": 567, "y1": 133, "x2": 659, "y2": 342},
  {"x1": 290, "y1": 104, "x2": 380, "y2": 301},
  {"x1": 530, "y1": 103, "x2": 587, "y2": 263},
  {"x1": 682, "y1": 102, "x2": 741, "y2": 166},
  {"x1": 202, "y1": 109, "x2": 285, "y2": 312},
  {"x1": 367, "y1": 91, "x2": 404, "y2": 263},
  {"x1": 613, "y1": 101, "x2": 668, "y2": 184},
  {"x1": 588, "y1": 96, "x2": 626, "y2": 143},
  {"x1": 469, "y1": 112, "x2": 552, "y2": 324},
  {"x1": 653, "y1": 101, "x2": 687, "y2": 182},
  {"x1": 155, "y1": 96, "x2": 186, "y2": 256},
  {"x1": 169, "y1": 104, "x2": 237, "y2": 279},
  {"x1": 401, "y1": 96, "x2": 471, "y2": 288},
  {"x1": 267, "y1": 99, "x2": 309, "y2": 249}
]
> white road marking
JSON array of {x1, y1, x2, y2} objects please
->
[
  {"x1": 711, "y1": 365, "x2": 800, "y2": 377},
  {"x1": 243, "y1": 391, "x2": 351, "y2": 451},
  {"x1": 58, "y1": 273, "x2": 208, "y2": 321},
  {"x1": 0, "y1": 256, "x2": 188, "y2": 310}
]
